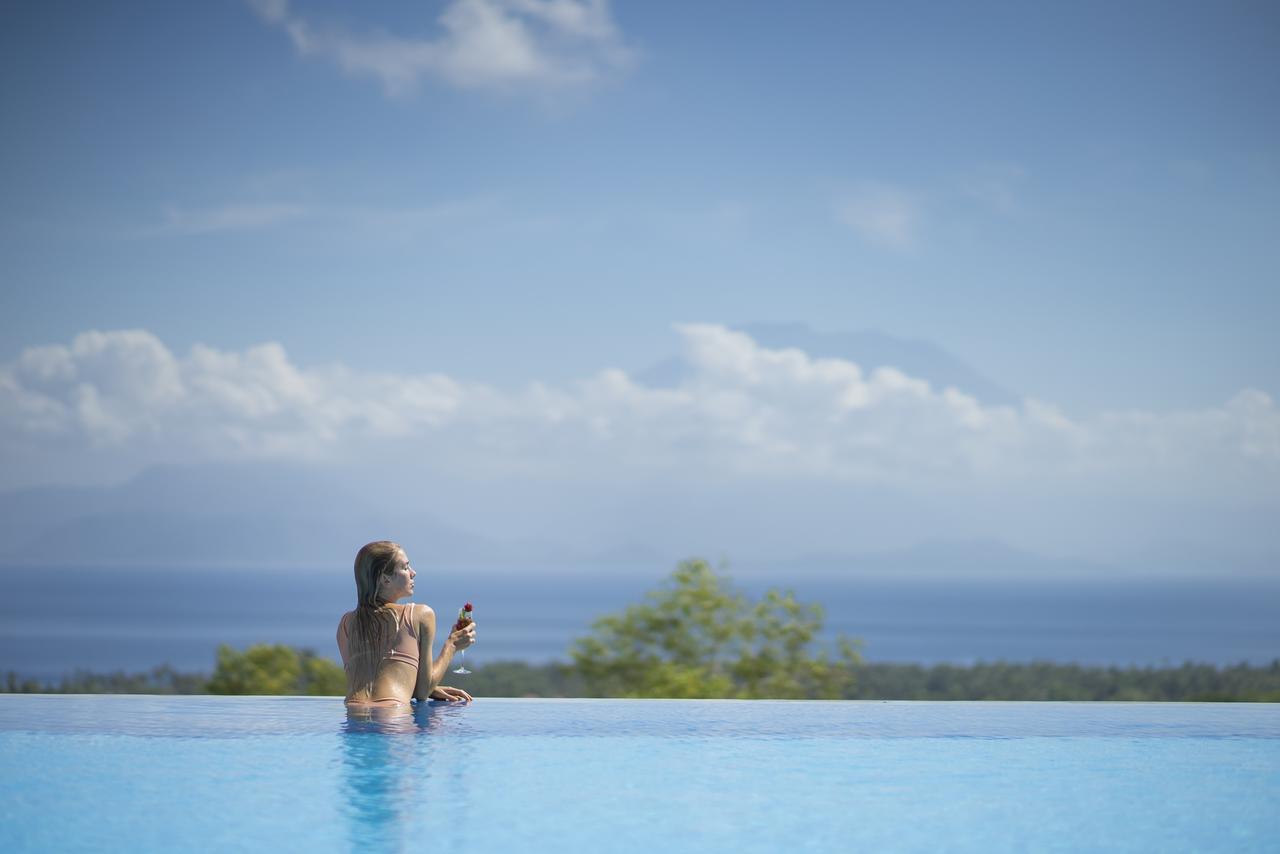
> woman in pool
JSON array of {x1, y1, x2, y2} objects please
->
[{"x1": 337, "y1": 540, "x2": 477, "y2": 706}]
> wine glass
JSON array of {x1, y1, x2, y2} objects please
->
[{"x1": 452, "y1": 602, "x2": 473, "y2": 675}]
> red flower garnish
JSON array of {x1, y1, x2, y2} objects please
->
[{"x1": 464, "y1": 602, "x2": 473, "y2": 612}]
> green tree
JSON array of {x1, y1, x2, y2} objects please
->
[
  {"x1": 206, "y1": 644, "x2": 345, "y2": 695},
  {"x1": 300, "y1": 650, "x2": 348, "y2": 696},
  {"x1": 570, "y1": 559, "x2": 861, "y2": 699}
]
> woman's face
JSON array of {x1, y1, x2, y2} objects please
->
[{"x1": 381, "y1": 551, "x2": 416, "y2": 602}]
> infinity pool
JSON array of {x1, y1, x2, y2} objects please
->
[{"x1": 1, "y1": 696, "x2": 1277, "y2": 852}]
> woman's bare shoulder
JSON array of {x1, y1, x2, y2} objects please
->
[{"x1": 411, "y1": 603, "x2": 436, "y2": 626}]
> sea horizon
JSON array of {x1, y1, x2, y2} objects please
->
[{"x1": 2, "y1": 563, "x2": 1277, "y2": 682}]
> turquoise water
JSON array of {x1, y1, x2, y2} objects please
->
[{"x1": 1, "y1": 697, "x2": 1278, "y2": 852}]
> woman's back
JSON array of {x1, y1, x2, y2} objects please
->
[{"x1": 338, "y1": 603, "x2": 420, "y2": 705}]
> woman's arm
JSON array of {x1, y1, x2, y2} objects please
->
[
  {"x1": 335, "y1": 612, "x2": 351, "y2": 667},
  {"x1": 413, "y1": 604, "x2": 441, "y2": 701},
  {"x1": 413, "y1": 604, "x2": 476, "y2": 702}
]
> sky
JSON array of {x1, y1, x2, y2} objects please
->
[{"x1": 1, "y1": 1, "x2": 1278, "y2": 570}]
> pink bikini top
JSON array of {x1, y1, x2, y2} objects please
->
[{"x1": 341, "y1": 604, "x2": 420, "y2": 668}]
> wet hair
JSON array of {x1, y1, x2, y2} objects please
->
[{"x1": 344, "y1": 540, "x2": 407, "y2": 694}]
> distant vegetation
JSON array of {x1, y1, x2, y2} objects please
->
[
  {"x1": 3, "y1": 645, "x2": 345, "y2": 697},
  {"x1": 5, "y1": 665, "x2": 208, "y2": 696},
  {"x1": 4, "y1": 560, "x2": 1279, "y2": 701},
  {"x1": 205, "y1": 644, "x2": 345, "y2": 696},
  {"x1": 8, "y1": 658, "x2": 1279, "y2": 701},
  {"x1": 437, "y1": 658, "x2": 1280, "y2": 702}
]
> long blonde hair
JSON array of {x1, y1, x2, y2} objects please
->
[{"x1": 345, "y1": 540, "x2": 406, "y2": 694}]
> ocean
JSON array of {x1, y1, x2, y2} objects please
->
[{"x1": 1, "y1": 565, "x2": 1277, "y2": 681}]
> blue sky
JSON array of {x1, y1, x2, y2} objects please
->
[{"x1": 1, "y1": 1, "x2": 1278, "y2": 567}]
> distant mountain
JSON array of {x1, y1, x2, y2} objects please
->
[
  {"x1": 3, "y1": 464, "x2": 1266, "y2": 580},
  {"x1": 0, "y1": 463, "x2": 561, "y2": 569},
  {"x1": 745, "y1": 539, "x2": 1120, "y2": 580},
  {"x1": 639, "y1": 322, "x2": 1018, "y2": 405},
  {"x1": 745, "y1": 538, "x2": 1275, "y2": 581}
]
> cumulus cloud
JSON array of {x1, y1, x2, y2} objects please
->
[
  {"x1": 144, "y1": 197, "x2": 495, "y2": 240},
  {"x1": 835, "y1": 185, "x2": 919, "y2": 249},
  {"x1": 155, "y1": 204, "x2": 310, "y2": 235},
  {"x1": 2, "y1": 326, "x2": 1277, "y2": 498},
  {"x1": 248, "y1": 0, "x2": 634, "y2": 96},
  {"x1": 956, "y1": 163, "x2": 1027, "y2": 216},
  {"x1": 2, "y1": 331, "x2": 464, "y2": 460}
]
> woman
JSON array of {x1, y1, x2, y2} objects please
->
[{"x1": 336, "y1": 540, "x2": 476, "y2": 706}]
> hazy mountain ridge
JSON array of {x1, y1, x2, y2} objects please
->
[
  {"x1": 0, "y1": 463, "x2": 1249, "y2": 579},
  {"x1": 747, "y1": 539, "x2": 1118, "y2": 580},
  {"x1": 0, "y1": 463, "x2": 512, "y2": 568}
]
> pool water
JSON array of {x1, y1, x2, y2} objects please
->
[{"x1": 1, "y1": 696, "x2": 1277, "y2": 852}]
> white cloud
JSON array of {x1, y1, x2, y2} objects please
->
[
  {"x1": 835, "y1": 186, "x2": 918, "y2": 249},
  {"x1": 3, "y1": 327, "x2": 1277, "y2": 499},
  {"x1": 247, "y1": 0, "x2": 633, "y2": 96},
  {"x1": 144, "y1": 197, "x2": 496, "y2": 239},
  {"x1": 157, "y1": 203, "x2": 310, "y2": 235},
  {"x1": 956, "y1": 163, "x2": 1027, "y2": 216}
]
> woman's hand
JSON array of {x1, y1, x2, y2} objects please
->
[
  {"x1": 430, "y1": 685, "x2": 473, "y2": 702},
  {"x1": 449, "y1": 620, "x2": 477, "y2": 652}
]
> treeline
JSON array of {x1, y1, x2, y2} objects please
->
[
  {"x1": 3, "y1": 645, "x2": 345, "y2": 697},
  {"x1": 5, "y1": 657, "x2": 1280, "y2": 701},
  {"x1": 466, "y1": 659, "x2": 1280, "y2": 702},
  {"x1": 850, "y1": 659, "x2": 1280, "y2": 702},
  {"x1": 365, "y1": 658, "x2": 1280, "y2": 702}
]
